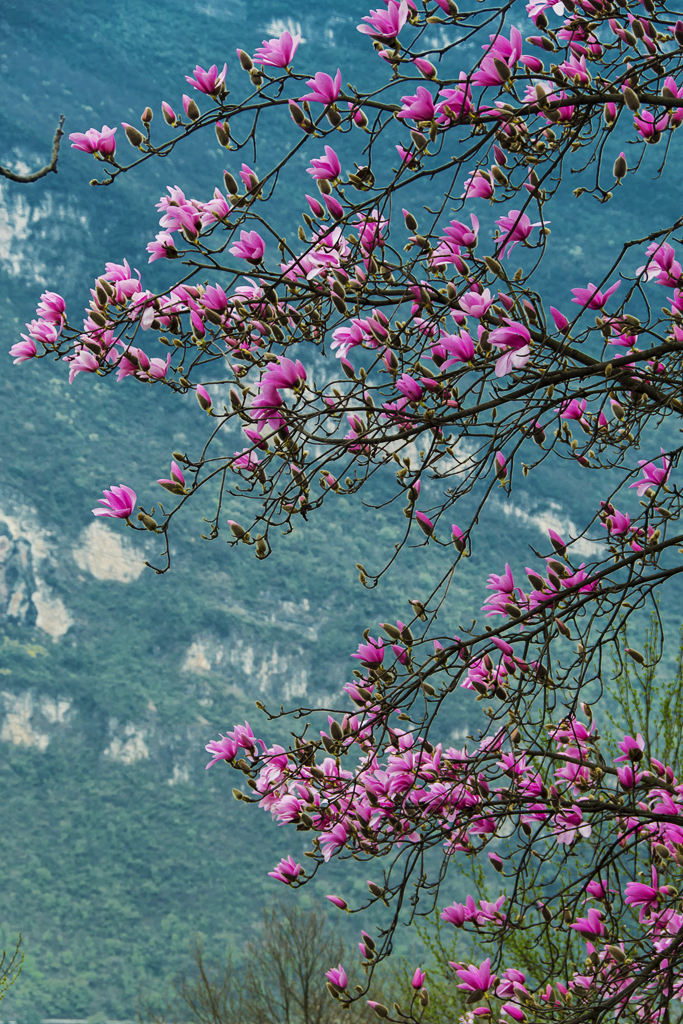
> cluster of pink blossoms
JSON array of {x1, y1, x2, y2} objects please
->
[{"x1": 12, "y1": 3, "x2": 683, "y2": 1019}]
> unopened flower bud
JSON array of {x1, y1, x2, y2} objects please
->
[
  {"x1": 613, "y1": 152, "x2": 627, "y2": 180},
  {"x1": 215, "y1": 121, "x2": 230, "y2": 147},
  {"x1": 185, "y1": 97, "x2": 201, "y2": 121},
  {"x1": 196, "y1": 384, "x2": 213, "y2": 411},
  {"x1": 161, "y1": 101, "x2": 177, "y2": 125},
  {"x1": 493, "y1": 58, "x2": 511, "y2": 82},
  {"x1": 141, "y1": 106, "x2": 153, "y2": 124},
  {"x1": 622, "y1": 86, "x2": 640, "y2": 111},
  {"x1": 289, "y1": 101, "x2": 306, "y2": 126},
  {"x1": 229, "y1": 520, "x2": 247, "y2": 540},
  {"x1": 122, "y1": 122, "x2": 145, "y2": 148},
  {"x1": 237, "y1": 49, "x2": 253, "y2": 71},
  {"x1": 137, "y1": 512, "x2": 159, "y2": 531},
  {"x1": 223, "y1": 171, "x2": 239, "y2": 195}
]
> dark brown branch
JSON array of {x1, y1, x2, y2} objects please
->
[{"x1": 0, "y1": 115, "x2": 65, "y2": 183}]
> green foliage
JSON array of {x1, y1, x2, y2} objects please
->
[{"x1": 607, "y1": 610, "x2": 683, "y2": 770}]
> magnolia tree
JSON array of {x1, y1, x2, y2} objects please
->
[{"x1": 11, "y1": 0, "x2": 683, "y2": 1020}]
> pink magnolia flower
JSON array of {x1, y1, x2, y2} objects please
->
[
  {"x1": 69, "y1": 125, "x2": 117, "y2": 156},
  {"x1": 396, "y1": 373, "x2": 422, "y2": 402},
  {"x1": 357, "y1": 0, "x2": 409, "y2": 41},
  {"x1": 307, "y1": 145, "x2": 341, "y2": 181},
  {"x1": 319, "y1": 822, "x2": 349, "y2": 861},
  {"x1": 395, "y1": 144, "x2": 416, "y2": 166},
  {"x1": 411, "y1": 968, "x2": 426, "y2": 989},
  {"x1": 496, "y1": 210, "x2": 542, "y2": 258},
  {"x1": 326, "y1": 964, "x2": 348, "y2": 989},
  {"x1": 435, "y1": 77, "x2": 472, "y2": 123},
  {"x1": 634, "y1": 109, "x2": 669, "y2": 142},
  {"x1": 444, "y1": 215, "x2": 479, "y2": 248},
  {"x1": 396, "y1": 86, "x2": 436, "y2": 122},
  {"x1": 92, "y1": 484, "x2": 136, "y2": 519},
  {"x1": 440, "y1": 897, "x2": 479, "y2": 929},
  {"x1": 157, "y1": 460, "x2": 186, "y2": 493},
  {"x1": 352, "y1": 637, "x2": 384, "y2": 665},
  {"x1": 501, "y1": 1003, "x2": 526, "y2": 1022},
  {"x1": 570, "y1": 280, "x2": 620, "y2": 309},
  {"x1": 252, "y1": 30, "x2": 301, "y2": 67},
  {"x1": 326, "y1": 895, "x2": 348, "y2": 910},
  {"x1": 67, "y1": 346, "x2": 100, "y2": 382},
  {"x1": 300, "y1": 69, "x2": 342, "y2": 105},
  {"x1": 37, "y1": 291, "x2": 66, "y2": 324},
  {"x1": 462, "y1": 170, "x2": 494, "y2": 199},
  {"x1": 268, "y1": 855, "x2": 303, "y2": 884},
  {"x1": 472, "y1": 28, "x2": 523, "y2": 87},
  {"x1": 663, "y1": 76, "x2": 683, "y2": 127},
  {"x1": 459, "y1": 288, "x2": 493, "y2": 318},
  {"x1": 453, "y1": 958, "x2": 495, "y2": 995},
  {"x1": 10, "y1": 338, "x2": 37, "y2": 363},
  {"x1": 489, "y1": 319, "x2": 531, "y2": 377},
  {"x1": 147, "y1": 231, "x2": 178, "y2": 263},
  {"x1": 629, "y1": 450, "x2": 670, "y2": 495},
  {"x1": 569, "y1": 908, "x2": 605, "y2": 937},
  {"x1": 558, "y1": 398, "x2": 587, "y2": 422},
  {"x1": 625, "y1": 867, "x2": 662, "y2": 921},
  {"x1": 185, "y1": 63, "x2": 227, "y2": 94},
  {"x1": 637, "y1": 242, "x2": 682, "y2": 287},
  {"x1": 615, "y1": 733, "x2": 645, "y2": 761},
  {"x1": 204, "y1": 732, "x2": 239, "y2": 768},
  {"x1": 229, "y1": 230, "x2": 265, "y2": 263},
  {"x1": 527, "y1": 0, "x2": 565, "y2": 23},
  {"x1": 550, "y1": 306, "x2": 569, "y2": 332}
]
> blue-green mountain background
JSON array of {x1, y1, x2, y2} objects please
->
[{"x1": 0, "y1": 0, "x2": 681, "y2": 1017}]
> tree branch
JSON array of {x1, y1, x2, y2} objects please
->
[{"x1": 0, "y1": 115, "x2": 65, "y2": 183}]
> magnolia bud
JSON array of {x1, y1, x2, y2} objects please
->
[
  {"x1": 141, "y1": 106, "x2": 153, "y2": 124},
  {"x1": 162, "y1": 101, "x2": 176, "y2": 125},
  {"x1": 622, "y1": 86, "x2": 640, "y2": 111},
  {"x1": 215, "y1": 121, "x2": 230, "y2": 147},
  {"x1": 123, "y1": 123, "x2": 145, "y2": 148},
  {"x1": 137, "y1": 512, "x2": 158, "y2": 532},
  {"x1": 237, "y1": 49, "x2": 253, "y2": 71},
  {"x1": 223, "y1": 171, "x2": 239, "y2": 195},
  {"x1": 613, "y1": 152, "x2": 627, "y2": 180},
  {"x1": 493, "y1": 57, "x2": 511, "y2": 81},
  {"x1": 288, "y1": 101, "x2": 306, "y2": 126},
  {"x1": 185, "y1": 97, "x2": 200, "y2": 121}
]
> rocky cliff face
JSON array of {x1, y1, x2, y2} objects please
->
[{"x1": 0, "y1": 502, "x2": 72, "y2": 638}]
